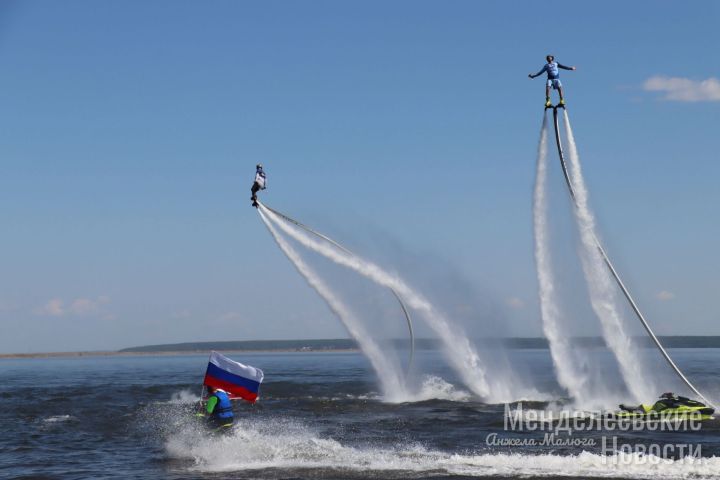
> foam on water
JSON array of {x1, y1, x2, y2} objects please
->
[
  {"x1": 168, "y1": 389, "x2": 201, "y2": 404},
  {"x1": 392, "y1": 375, "x2": 471, "y2": 403},
  {"x1": 41, "y1": 415, "x2": 75, "y2": 423},
  {"x1": 166, "y1": 417, "x2": 720, "y2": 478}
]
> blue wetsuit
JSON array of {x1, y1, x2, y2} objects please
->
[{"x1": 530, "y1": 62, "x2": 573, "y2": 89}]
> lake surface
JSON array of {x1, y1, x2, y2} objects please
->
[{"x1": 2, "y1": 349, "x2": 720, "y2": 479}]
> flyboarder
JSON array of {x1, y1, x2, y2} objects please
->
[
  {"x1": 528, "y1": 55, "x2": 576, "y2": 108},
  {"x1": 251, "y1": 164, "x2": 266, "y2": 207},
  {"x1": 203, "y1": 386, "x2": 234, "y2": 430}
]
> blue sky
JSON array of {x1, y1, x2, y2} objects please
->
[{"x1": 1, "y1": 1, "x2": 718, "y2": 352}]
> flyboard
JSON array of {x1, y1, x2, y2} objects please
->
[
  {"x1": 547, "y1": 103, "x2": 712, "y2": 407},
  {"x1": 258, "y1": 201, "x2": 415, "y2": 376}
]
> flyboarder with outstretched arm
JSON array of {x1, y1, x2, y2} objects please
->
[
  {"x1": 528, "y1": 55, "x2": 576, "y2": 108},
  {"x1": 251, "y1": 163, "x2": 266, "y2": 207}
]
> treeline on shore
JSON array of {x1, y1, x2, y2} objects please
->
[{"x1": 119, "y1": 336, "x2": 720, "y2": 353}]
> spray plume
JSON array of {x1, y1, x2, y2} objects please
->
[{"x1": 258, "y1": 209, "x2": 408, "y2": 399}]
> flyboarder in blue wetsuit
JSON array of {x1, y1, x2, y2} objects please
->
[
  {"x1": 205, "y1": 386, "x2": 234, "y2": 429},
  {"x1": 528, "y1": 55, "x2": 577, "y2": 108}
]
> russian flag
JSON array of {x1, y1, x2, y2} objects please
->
[{"x1": 203, "y1": 351, "x2": 264, "y2": 403}]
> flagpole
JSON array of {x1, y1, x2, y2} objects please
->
[{"x1": 197, "y1": 352, "x2": 213, "y2": 411}]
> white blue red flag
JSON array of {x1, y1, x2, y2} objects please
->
[{"x1": 203, "y1": 351, "x2": 264, "y2": 403}]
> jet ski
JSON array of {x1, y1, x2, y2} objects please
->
[{"x1": 614, "y1": 392, "x2": 714, "y2": 420}]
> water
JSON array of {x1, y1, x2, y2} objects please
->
[
  {"x1": 533, "y1": 112, "x2": 592, "y2": 406},
  {"x1": 561, "y1": 111, "x2": 655, "y2": 403},
  {"x1": 3, "y1": 349, "x2": 720, "y2": 479},
  {"x1": 260, "y1": 204, "x2": 524, "y2": 402},
  {"x1": 258, "y1": 209, "x2": 407, "y2": 400}
]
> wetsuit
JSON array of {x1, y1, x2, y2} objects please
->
[
  {"x1": 206, "y1": 389, "x2": 234, "y2": 429},
  {"x1": 251, "y1": 168, "x2": 266, "y2": 205},
  {"x1": 530, "y1": 61, "x2": 574, "y2": 89}
]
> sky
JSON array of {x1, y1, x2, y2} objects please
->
[{"x1": 0, "y1": 1, "x2": 719, "y2": 353}]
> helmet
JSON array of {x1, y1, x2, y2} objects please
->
[
  {"x1": 546, "y1": 54, "x2": 554, "y2": 62},
  {"x1": 256, "y1": 163, "x2": 263, "y2": 169}
]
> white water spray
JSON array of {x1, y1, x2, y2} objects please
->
[
  {"x1": 561, "y1": 111, "x2": 654, "y2": 402},
  {"x1": 258, "y1": 209, "x2": 408, "y2": 400},
  {"x1": 533, "y1": 114, "x2": 593, "y2": 405},
  {"x1": 166, "y1": 416, "x2": 720, "y2": 478},
  {"x1": 259, "y1": 203, "x2": 512, "y2": 401}
]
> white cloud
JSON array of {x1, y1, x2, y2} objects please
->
[
  {"x1": 33, "y1": 298, "x2": 65, "y2": 316},
  {"x1": 506, "y1": 297, "x2": 525, "y2": 309},
  {"x1": 643, "y1": 76, "x2": 720, "y2": 102},
  {"x1": 33, "y1": 296, "x2": 111, "y2": 317},
  {"x1": 69, "y1": 296, "x2": 110, "y2": 315},
  {"x1": 656, "y1": 290, "x2": 675, "y2": 301}
]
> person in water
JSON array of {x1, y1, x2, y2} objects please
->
[
  {"x1": 528, "y1": 55, "x2": 576, "y2": 107},
  {"x1": 204, "y1": 386, "x2": 234, "y2": 429},
  {"x1": 251, "y1": 164, "x2": 266, "y2": 207}
]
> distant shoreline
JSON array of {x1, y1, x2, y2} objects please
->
[
  {"x1": 4, "y1": 335, "x2": 720, "y2": 359},
  {"x1": 0, "y1": 348, "x2": 360, "y2": 360}
]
